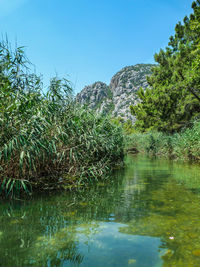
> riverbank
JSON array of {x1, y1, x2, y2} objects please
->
[{"x1": 126, "y1": 120, "x2": 200, "y2": 162}]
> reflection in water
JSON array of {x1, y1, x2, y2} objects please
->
[
  {"x1": 119, "y1": 180, "x2": 200, "y2": 267},
  {"x1": 0, "y1": 155, "x2": 200, "y2": 266}
]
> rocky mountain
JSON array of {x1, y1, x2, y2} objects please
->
[{"x1": 76, "y1": 64, "x2": 154, "y2": 122}]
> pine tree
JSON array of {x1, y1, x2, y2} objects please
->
[{"x1": 131, "y1": 1, "x2": 200, "y2": 132}]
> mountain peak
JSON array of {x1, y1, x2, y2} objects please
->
[{"x1": 77, "y1": 64, "x2": 154, "y2": 121}]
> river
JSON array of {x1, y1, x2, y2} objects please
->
[{"x1": 0, "y1": 155, "x2": 200, "y2": 267}]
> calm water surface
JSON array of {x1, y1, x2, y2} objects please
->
[{"x1": 1, "y1": 155, "x2": 200, "y2": 267}]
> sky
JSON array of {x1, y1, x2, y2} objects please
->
[{"x1": 0, "y1": 0, "x2": 193, "y2": 94}]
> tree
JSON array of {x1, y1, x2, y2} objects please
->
[{"x1": 131, "y1": 1, "x2": 200, "y2": 132}]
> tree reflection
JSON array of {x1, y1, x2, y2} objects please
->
[{"x1": 119, "y1": 180, "x2": 200, "y2": 266}]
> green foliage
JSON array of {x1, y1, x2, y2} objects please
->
[
  {"x1": 131, "y1": 1, "x2": 200, "y2": 132},
  {"x1": 0, "y1": 39, "x2": 124, "y2": 198},
  {"x1": 122, "y1": 120, "x2": 135, "y2": 135},
  {"x1": 0, "y1": 178, "x2": 31, "y2": 198},
  {"x1": 111, "y1": 118, "x2": 135, "y2": 135},
  {"x1": 127, "y1": 120, "x2": 200, "y2": 161}
]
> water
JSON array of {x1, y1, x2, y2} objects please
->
[{"x1": 0, "y1": 155, "x2": 200, "y2": 267}]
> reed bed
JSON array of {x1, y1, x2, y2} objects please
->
[
  {"x1": 127, "y1": 120, "x2": 200, "y2": 161},
  {"x1": 0, "y1": 40, "x2": 124, "y2": 198}
]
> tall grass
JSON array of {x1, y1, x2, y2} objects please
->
[
  {"x1": 127, "y1": 121, "x2": 200, "y2": 161},
  {"x1": 0, "y1": 40, "x2": 124, "y2": 198}
]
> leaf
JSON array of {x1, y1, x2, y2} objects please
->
[
  {"x1": 7, "y1": 180, "x2": 15, "y2": 196},
  {"x1": 20, "y1": 151, "x2": 25, "y2": 171}
]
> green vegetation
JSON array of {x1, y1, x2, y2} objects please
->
[
  {"x1": 127, "y1": 120, "x2": 200, "y2": 161},
  {"x1": 0, "y1": 40, "x2": 124, "y2": 198},
  {"x1": 112, "y1": 117, "x2": 136, "y2": 135},
  {"x1": 107, "y1": 87, "x2": 113, "y2": 99},
  {"x1": 130, "y1": 1, "x2": 200, "y2": 133},
  {"x1": 128, "y1": 1, "x2": 200, "y2": 162}
]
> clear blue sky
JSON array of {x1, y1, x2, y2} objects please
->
[{"x1": 1, "y1": 0, "x2": 193, "y2": 93}]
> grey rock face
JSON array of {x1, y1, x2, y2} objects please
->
[{"x1": 76, "y1": 64, "x2": 154, "y2": 122}]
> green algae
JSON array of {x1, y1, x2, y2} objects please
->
[{"x1": 128, "y1": 258, "x2": 136, "y2": 264}]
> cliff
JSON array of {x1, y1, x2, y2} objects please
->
[{"x1": 76, "y1": 64, "x2": 154, "y2": 122}]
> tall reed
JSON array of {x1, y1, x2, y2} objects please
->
[
  {"x1": 127, "y1": 121, "x2": 200, "y2": 161},
  {"x1": 0, "y1": 40, "x2": 124, "y2": 198}
]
